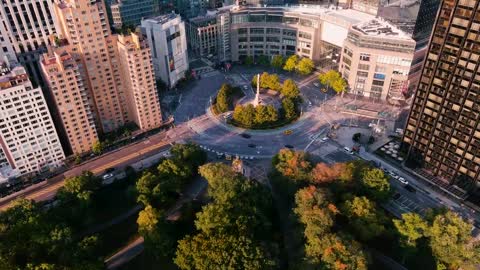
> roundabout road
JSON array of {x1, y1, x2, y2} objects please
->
[{"x1": 170, "y1": 69, "x2": 358, "y2": 158}]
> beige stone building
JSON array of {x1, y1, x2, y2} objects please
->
[
  {"x1": 339, "y1": 19, "x2": 416, "y2": 101},
  {"x1": 117, "y1": 33, "x2": 163, "y2": 130},
  {"x1": 54, "y1": 0, "x2": 126, "y2": 132},
  {"x1": 41, "y1": 48, "x2": 99, "y2": 155},
  {"x1": 41, "y1": 0, "x2": 162, "y2": 155}
]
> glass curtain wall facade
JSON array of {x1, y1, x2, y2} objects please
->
[{"x1": 403, "y1": 0, "x2": 480, "y2": 194}]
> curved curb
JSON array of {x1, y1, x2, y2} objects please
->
[{"x1": 205, "y1": 102, "x2": 315, "y2": 136}]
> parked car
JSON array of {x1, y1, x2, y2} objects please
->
[
  {"x1": 397, "y1": 177, "x2": 409, "y2": 185},
  {"x1": 343, "y1": 147, "x2": 354, "y2": 155},
  {"x1": 102, "y1": 173, "x2": 114, "y2": 180},
  {"x1": 284, "y1": 144, "x2": 294, "y2": 149},
  {"x1": 321, "y1": 137, "x2": 329, "y2": 142},
  {"x1": 313, "y1": 82, "x2": 320, "y2": 87},
  {"x1": 388, "y1": 171, "x2": 399, "y2": 179}
]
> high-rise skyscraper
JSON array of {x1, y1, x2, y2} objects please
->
[
  {"x1": 0, "y1": 0, "x2": 61, "y2": 86},
  {"x1": 403, "y1": 0, "x2": 480, "y2": 192},
  {"x1": 116, "y1": 33, "x2": 163, "y2": 129},
  {"x1": 141, "y1": 14, "x2": 189, "y2": 88},
  {"x1": 41, "y1": 0, "x2": 163, "y2": 155},
  {"x1": 110, "y1": 0, "x2": 157, "y2": 29},
  {"x1": 41, "y1": 47, "x2": 100, "y2": 155},
  {"x1": 53, "y1": 0, "x2": 126, "y2": 133},
  {"x1": 0, "y1": 65, "x2": 65, "y2": 179}
]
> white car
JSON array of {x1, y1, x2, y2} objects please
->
[
  {"x1": 313, "y1": 82, "x2": 320, "y2": 87},
  {"x1": 388, "y1": 171, "x2": 399, "y2": 179},
  {"x1": 397, "y1": 177, "x2": 409, "y2": 185},
  {"x1": 321, "y1": 137, "x2": 329, "y2": 142},
  {"x1": 102, "y1": 173, "x2": 114, "y2": 180},
  {"x1": 343, "y1": 147, "x2": 354, "y2": 155}
]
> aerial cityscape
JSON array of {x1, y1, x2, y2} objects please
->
[{"x1": 0, "y1": 0, "x2": 479, "y2": 269}]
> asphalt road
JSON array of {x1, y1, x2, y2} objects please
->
[
  {"x1": 0, "y1": 132, "x2": 172, "y2": 209},
  {"x1": 2, "y1": 67, "x2": 478, "y2": 228}
]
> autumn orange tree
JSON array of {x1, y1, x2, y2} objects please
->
[{"x1": 272, "y1": 149, "x2": 312, "y2": 182}]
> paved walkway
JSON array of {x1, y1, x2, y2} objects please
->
[{"x1": 105, "y1": 237, "x2": 144, "y2": 269}]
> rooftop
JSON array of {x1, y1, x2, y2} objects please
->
[
  {"x1": 352, "y1": 18, "x2": 411, "y2": 40},
  {"x1": 0, "y1": 66, "x2": 29, "y2": 90},
  {"x1": 143, "y1": 12, "x2": 180, "y2": 25},
  {"x1": 231, "y1": 4, "x2": 375, "y2": 24}
]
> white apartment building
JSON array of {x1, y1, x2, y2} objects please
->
[
  {"x1": 0, "y1": 0, "x2": 61, "y2": 85},
  {"x1": 0, "y1": 65, "x2": 65, "y2": 178},
  {"x1": 141, "y1": 13, "x2": 189, "y2": 88}
]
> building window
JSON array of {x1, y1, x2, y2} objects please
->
[
  {"x1": 372, "y1": 80, "x2": 384, "y2": 86},
  {"x1": 358, "y1": 64, "x2": 369, "y2": 70},
  {"x1": 359, "y1": 53, "x2": 371, "y2": 61}
]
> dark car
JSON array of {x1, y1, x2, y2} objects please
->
[
  {"x1": 240, "y1": 133, "x2": 251, "y2": 139},
  {"x1": 248, "y1": 144, "x2": 256, "y2": 148},
  {"x1": 284, "y1": 144, "x2": 294, "y2": 149},
  {"x1": 105, "y1": 167, "x2": 115, "y2": 173},
  {"x1": 404, "y1": 185, "x2": 416, "y2": 193}
]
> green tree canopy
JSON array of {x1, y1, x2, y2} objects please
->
[
  {"x1": 393, "y1": 212, "x2": 428, "y2": 248},
  {"x1": 283, "y1": 55, "x2": 298, "y2": 72},
  {"x1": 0, "y1": 199, "x2": 103, "y2": 269},
  {"x1": 271, "y1": 55, "x2": 284, "y2": 69},
  {"x1": 281, "y1": 97, "x2": 297, "y2": 120},
  {"x1": 360, "y1": 168, "x2": 391, "y2": 201},
  {"x1": 199, "y1": 163, "x2": 242, "y2": 203},
  {"x1": 281, "y1": 79, "x2": 300, "y2": 98},
  {"x1": 91, "y1": 140, "x2": 104, "y2": 155},
  {"x1": 310, "y1": 233, "x2": 368, "y2": 270},
  {"x1": 170, "y1": 142, "x2": 207, "y2": 170},
  {"x1": 215, "y1": 83, "x2": 231, "y2": 113},
  {"x1": 135, "y1": 172, "x2": 169, "y2": 207},
  {"x1": 318, "y1": 70, "x2": 347, "y2": 95},
  {"x1": 244, "y1": 56, "x2": 254, "y2": 65},
  {"x1": 232, "y1": 104, "x2": 255, "y2": 128},
  {"x1": 272, "y1": 149, "x2": 311, "y2": 181},
  {"x1": 57, "y1": 171, "x2": 99, "y2": 203},
  {"x1": 257, "y1": 55, "x2": 270, "y2": 66},
  {"x1": 137, "y1": 205, "x2": 174, "y2": 258},
  {"x1": 251, "y1": 72, "x2": 281, "y2": 91},
  {"x1": 427, "y1": 211, "x2": 480, "y2": 269},
  {"x1": 265, "y1": 105, "x2": 278, "y2": 123},
  {"x1": 176, "y1": 163, "x2": 277, "y2": 270},
  {"x1": 175, "y1": 233, "x2": 275, "y2": 270},
  {"x1": 341, "y1": 196, "x2": 386, "y2": 241},
  {"x1": 296, "y1": 57, "x2": 315, "y2": 75}
]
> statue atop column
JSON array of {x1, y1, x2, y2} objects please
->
[{"x1": 253, "y1": 73, "x2": 260, "y2": 107}]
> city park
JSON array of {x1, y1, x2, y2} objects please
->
[{"x1": 212, "y1": 54, "x2": 347, "y2": 130}]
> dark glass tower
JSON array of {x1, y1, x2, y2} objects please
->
[
  {"x1": 403, "y1": 0, "x2": 480, "y2": 195},
  {"x1": 412, "y1": 0, "x2": 442, "y2": 49}
]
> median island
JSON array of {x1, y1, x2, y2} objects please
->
[{"x1": 212, "y1": 72, "x2": 301, "y2": 130}]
